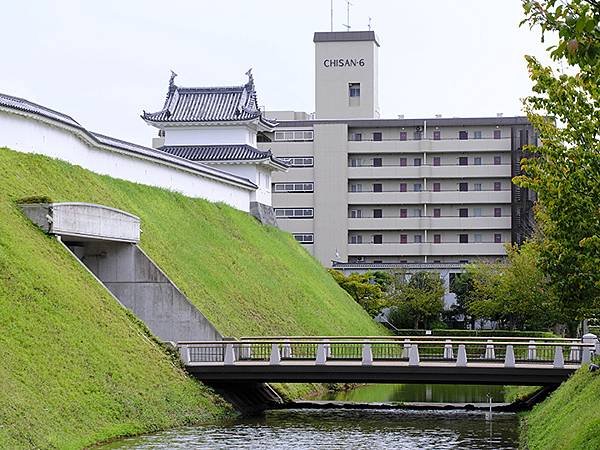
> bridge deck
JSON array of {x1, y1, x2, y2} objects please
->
[{"x1": 185, "y1": 360, "x2": 577, "y2": 385}]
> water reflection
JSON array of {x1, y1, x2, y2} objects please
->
[{"x1": 98, "y1": 408, "x2": 518, "y2": 450}]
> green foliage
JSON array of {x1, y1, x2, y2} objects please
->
[
  {"x1": 517, "y1": 0, "x2": 600, "y2": 319},
  {"x1": 327, "y1": 270, "x2": 388, "y2": 316},
  {"x1": 460, "y1": 243, "x2": 561, "y2": 330},
  {"x1": 524, "y1": 363, "x2": 600, "y2": 449},
  {"x1": 0, "y1": 148, "x2": 386, "y2": 448},
  {"x1": 387, "y1": 272, "x2": 445, "y2": 329}
]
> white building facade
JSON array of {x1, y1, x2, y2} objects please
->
[{"x1": 258, "y1": 31, "x2": 536, "y2": 274}]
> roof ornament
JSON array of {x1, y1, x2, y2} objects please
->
[
  {"x1": 245, "y1": 68, "x2": 254, "y2": 91},
  {"x1": 241, "y1": 68, "x2": 258, "y2": 115},
  {"x1": 165, "y1": 70, "x2": 178, "y2": 102}
]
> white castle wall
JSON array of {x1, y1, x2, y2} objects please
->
[{"x1": 0, "y1": 110, "x2": 253, "y2": 212}]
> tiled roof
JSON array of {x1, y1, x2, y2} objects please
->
[
  {"x1": 0, "y1": 92, "x2": 81, "y2": 129},
  {"x1": 159, "y1": 144, "x2": 288, "y2": 168},
  {"x1": 142, "y1": 71, "x2": 276, "y2": 128}
]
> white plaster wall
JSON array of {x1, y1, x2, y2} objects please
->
[
  {"x1": 0, "y1": 111, "x2": 252, "y2": 212},
  {"x1": 210, "y1": 163, "x2": 272, "y2": 206},
  {"x1": 163, "y1": 126, "x2": 255, "y2": 146}
]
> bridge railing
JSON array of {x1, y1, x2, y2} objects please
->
[{"x1": 177, "y1": 334, "x2": 599, "y2": 369}]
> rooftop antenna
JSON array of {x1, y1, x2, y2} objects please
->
[
  {"x1": 368, "y1": 16, "x2": 372, "y2": 31},
  {"x1": 330, "y1": 0, "x2": 334, "y2": 31},
  {"x1": 342, "y1": 0, "x2": 352, "y2": 31}
]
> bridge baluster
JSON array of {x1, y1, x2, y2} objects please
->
[
  {"x1": 582, "y1": 333, "x2": 598, "y2": 363},
  {"x1": 553, "y1": 346, "x2": 564, "y2": 368},
  {"x1": 408, "y1": 344, "x2": 420, "y2": 367},
  {"x1": 528, "y1": 340, "x2": 537, "y2": 360},
  {"x1": 240, "y1": 343, "x2": 252, "y2": 360},
  {"x1": 504, "y1": 344, "x2": 515, "y2": 368},
  {"x1": 224, "y1": 343, "x2": 236, "y2": 365},
  {"x1": 569, "y1": 345, "x2": 579, "y2": 362},
  {"x1": 269, "y1": 343, "x2": 281, "y2": 365},
  {"x1": 456, "y1": 344, "x2": 467, "y2": 367},
  {"x1": 282, "y1": 341, "x2": 293, "y2": 359},
  {"x1": 362, "y1": 343, "x2": 373, "y2": 366},
  {"x1": 180, "y1": 345, "x2": 191, "y2": 364},
  {"x1": 402, "y1": 339, "x2": 411, "y2": 359},
  {"x1": 444, "y1": 340, "x2": 454, "y2": 359},
  {"x1": 316, "y1": 342, "x2": 327, "y2": 365},
  {"x1": 485, "y1": 340, "x2": 495, "y2": 360}
]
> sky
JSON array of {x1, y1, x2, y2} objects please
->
[{"x1": 1, "y1": 0, "x2": 549, "y2": 147}]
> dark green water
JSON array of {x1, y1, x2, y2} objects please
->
[{"x1": 97, "y1": 385, "x2": 519, "y2": 449}]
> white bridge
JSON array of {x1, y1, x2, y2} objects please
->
[{"x1": 179, "y1": 335, "x2": 599, "y2": 386}]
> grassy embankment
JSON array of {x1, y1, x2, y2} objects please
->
[
  {"x1": 0, "y1": 148, "x2": 385, "y2": 449},
  {"x1": 521, "y1": 362, "x2": 600, "y2": 450}
]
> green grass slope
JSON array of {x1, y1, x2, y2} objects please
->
[
  {"x1": 0, "y1": 148, "x2": 384, "y2": 448},
  {"x1": 0, "y1": 148, "x2": 382, "y2": 337},
  {"x1": 523, "y1": 363, "x2": 600, "y2": 449}
]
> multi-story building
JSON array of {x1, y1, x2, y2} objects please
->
[{"x1": 257, "y1": 31, "x2": 535, "y2": 281}]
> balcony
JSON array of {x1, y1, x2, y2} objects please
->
[
  {"x1": 347, "y1": 242, "x2": 507, "y2": 256},
  {"x1": 347, "y1": 164, "x2": 511, "y2": 179},
  {"x1": 347, "y1": 190, "x2": 511, "y2": 205},
  {"x1": 347, "y1": 216, "x2": 511, "y2": 230},
  {"x1": 347, "y1": 137, "x2": 512, "y2": 154}
]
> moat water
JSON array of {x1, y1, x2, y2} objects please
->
[{"x1": 97, "y1": 384, "x2": 520, "y2": 449}]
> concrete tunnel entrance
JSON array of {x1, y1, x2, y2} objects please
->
[{"x1": 21, "y1": 202, "x2": 221, "y2": 343}]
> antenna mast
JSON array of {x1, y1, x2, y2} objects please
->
[
  {"x1": 330, "y1": 0, "x2": 334, "y2": 31},
  {"x1": 342, "y1": 0, "x2": 352, "y2": 31}
]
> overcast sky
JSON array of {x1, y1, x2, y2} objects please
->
[{"x1": 1, "y1": 0, "x2": 549, "y2": 146}]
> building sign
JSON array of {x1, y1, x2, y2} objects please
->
[{"x1": 323, "y1": 58, "x2": 365, "y2": 68}]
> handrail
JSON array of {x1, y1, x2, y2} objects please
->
[
  {"x1": 238, "y1": 335, "x2": 579, "y2": 342},
  {"x1": 177, "y1": 340, "x2": 592, "y2": 347}
]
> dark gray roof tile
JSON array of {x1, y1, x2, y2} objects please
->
[{"x1": 159, "y1": 144, "x2": 288, "y2": 168}]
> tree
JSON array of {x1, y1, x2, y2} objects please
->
[
  {"x1": 328, "y1": 270, "x2": 386, "y2": 316},
  {"x1": 516, "y1": 0, "x2": 600, "y2": 320},
  {"x1": 388, "y1": 272, "x2": 445, "y2": 329}
]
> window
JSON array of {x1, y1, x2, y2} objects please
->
[
  {"x1": 373, "y1": 157, "x2": 383, "y2": 167},
  {"x1": 373, "y1": 234, "x2": 383, "y2": 244},
  {"x1": 474, "y1": 157, "x2": 482, "y2": 165},
  {"x1": 473, "y1": 208, "x2": 482, "y2": 217},
  {"x1": 399, "y1": 157, "x2": 407, "y2": 167},
  {"x1": 350, "y1": 183, "x2": 363, "y2": 192},
  {"x1": 474, "y1": 131, "x2": 482, "y2": 139},
  {"x1": 474, "y1": 183, "x2": 482, "y2": 191},
  {"x1": 459, "y1": 182, "x2": 469, "y2": 192},
  {"x1": 349, "y1": 158, "x2": 362, "y2": 167},
  {"x1": 373, "y1": 260, "x2": 383, "y2": 264},
  {"x1": 350, "y1": 235, "x2": 363, "y2": 244},
  {"x1": 433, "y1": 234, "x2": 441, "y2": 244},
  {"x1": 459, "y1": 208, "x2": 469, "y2": 217},
  {"x1": 274, "y1": 130, "x2": 314, "y2": 142},
  {"x1": 373, "y1": 132, "x2": 383, "y2": 141},
  {"x1": 400, "y1": 131, "x2": 408, "y2": 141},
  {"x1": 459, "y1": 130, "x2": 468, "y2": 140},
  {"x1": 413, "y1": 183, "x2": 422, "y2": 192},
  {"x1": 494, "y1": 233, "x2": 502, "y2": 243},
  {"x1": 351, "y1": 132, "x2": 362, "y2": 141},
  {"x1": 400, "y1": 183, "x2": 407, "y2": 192},
  {"x1": 494, "y1": 207, "x2": 502, "y2": 217},
  {"x1": 433, "y1": 208, "x2": 441, "y2": 218},
  {"x1": 494, "y1": 182, "x2": 502, "y2": 191},
  {"x1": 433, "y1": 182, "x2": 441, "y2": 192},
  {"x1": 494, "y1": 129, "x2": 502, "y2": 139},
  {"x1": 474, "y1": 233, "x2": 482, "y2": 243},
  {"x1": 400, "y1": 234, "x2": 408, "y2": 244},
  {"x1": 349, "y1": 83, "x2": 361, "y2": 97},
  {"x1": 274, "y1": 208, "x2": 314, "y2": 218},
  {"x1": 350, "y1": 209, "x2": 362, "y2": 218},
  {"x1": 413, "y1": 208, "x2": 422, "y2": 217},
  {"x1": 433, "y1": 156, "x2": 441, "y2": 166},
  {"x1": 459, "y1": 234, "x2": 469, "y2": 243},
  {"x1": 433, "y1": 130, "x2": 441, "y2": 140},
  {"x1": 400, "y1": 208, "x2": 408, "y2": 218},
  {"x1": 414, "y1": 235, "x2": 422, "y2": 243},
  {"x1": 282, "y1": 156, "x2": 314, "y2": 167},
  {"x1": 459, "y1": 156, "x2": 469, "y2": 166},
  {"x1": 373, "y1": 183, "x2": 383, "y2": 192},
  {"x1": 414, "y1": 158, "x2": 422, "y2": 167},
  {"x1": 373, "y1": 209, "x2": 383, "y2": 218},
  {"x1": 293, "y1": 233, "x2": 314, "y2": 244},
  {"x1": 494, "y1": 155, "x2": 502, "y2": 165},
  {"x1": 414, "y1": 130, "x2": 422, "y2": 140},
  {"x1": 273, "y1": 182, "x2": 314, "y2": 193}
]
